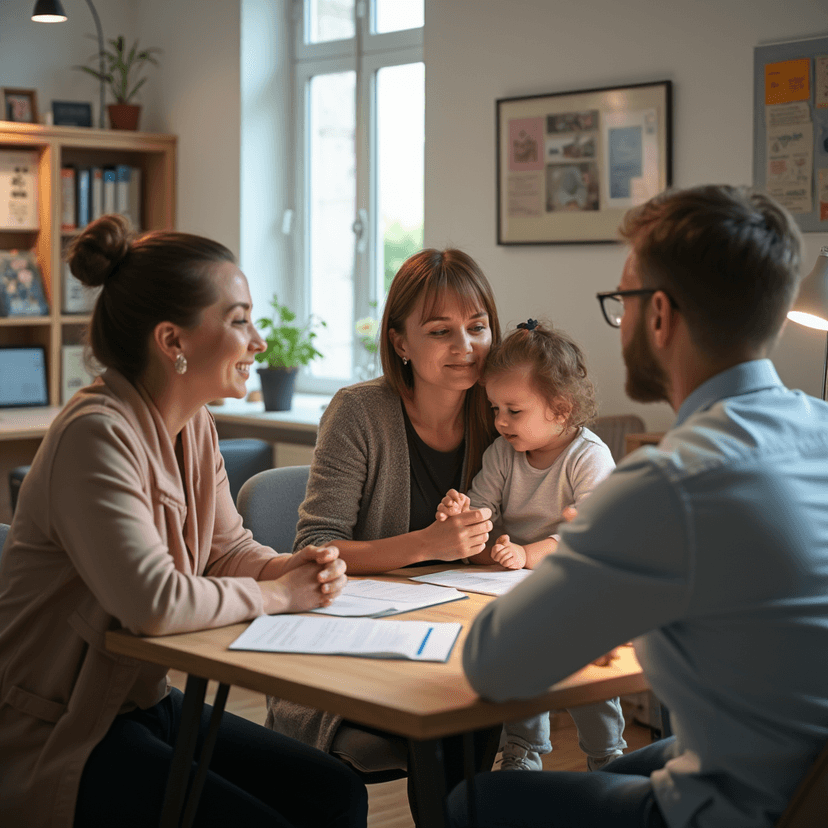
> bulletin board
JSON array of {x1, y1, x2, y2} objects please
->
[{"x1": 753, "y1": 35, "x2": 828, "y2": 232}]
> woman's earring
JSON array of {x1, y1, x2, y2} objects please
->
[
  {"x1": 174, "y1": 353, "x2": 188, "y2": 375},
  {"x1": 402, "y1": 356, "x2": 409, "y2": 366}
]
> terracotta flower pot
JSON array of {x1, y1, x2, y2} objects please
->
[{"x1": 107, "y1": 104, "x2": 141, "y2": 131}]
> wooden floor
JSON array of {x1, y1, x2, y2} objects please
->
[{"x1": 168, "y1": 670, "x2": 655, "y2": 828}]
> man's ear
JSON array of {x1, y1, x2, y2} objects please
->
[
  {"x1": 649, "y1": 290, "x2": 676, "y2": 350},
  {"x1": 152, "y1": 321, "x2": 183, "y2": 363}
]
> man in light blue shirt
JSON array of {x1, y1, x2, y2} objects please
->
[{"x1": 449, "y1": 185, "x2": 828, "y2": 828}]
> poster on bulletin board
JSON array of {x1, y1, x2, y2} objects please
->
[{"x1": 753, "y1": 35, "x2": 828, "y2": 231}]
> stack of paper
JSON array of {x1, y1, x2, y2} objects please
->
[
  {"x1": 410, "y1": 568, "x2": 532, "y2": 596},
  {"x1": 229, "y1": 615, "x2": 461, "y2": 662},
  {"x1": 309, "y1": 579, "x2": 467, "y2": 617}
]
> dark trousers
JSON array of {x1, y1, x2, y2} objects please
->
[
  {"x1": 447, "y1": 737, "x2": 675, "y2": 828},
  {"x1": 74, "y1": 688, "x2": 368, "y2": 828}
]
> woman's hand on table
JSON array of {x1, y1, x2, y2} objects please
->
[
  {"x1": 424, "y1": 506, "x2": 493, "y2": 561},
  {"x1": 259, "y1": 545, "x2": 347, "y2": 614}
]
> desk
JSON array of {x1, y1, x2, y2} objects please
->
[{"x1": 106, "y1": 567, "x2": 648, "y2": 828}]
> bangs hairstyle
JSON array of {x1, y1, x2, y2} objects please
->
[
  {"x1": 482, "y1": 322, "x2": 597, "y2": 430},
  {"x1": 619, "y1": 185, "x2": 803, "y2": 358},
  {"x1": 379, "y1": 248, "x2": 501, "y2": 489}
]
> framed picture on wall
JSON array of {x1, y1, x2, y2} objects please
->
[
  {"x1": 496, "y1": 80, "x2": 672, "y2": 244},
  {"x1": 2, "y1": 88, "x2": 39, "y2": 124}
]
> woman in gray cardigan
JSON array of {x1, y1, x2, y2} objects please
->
[{"x1": 267, "y1": 249, "x2": 502, "y2": 818}]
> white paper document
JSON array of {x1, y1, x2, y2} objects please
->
[
  {"x1": 410, "y1": 568, "x2": 533, "y2": 596},
  {"x1": 229, "y1": 615, "x2": 462, "y2": 662},
  {"x1": 309, "y1": 578, "x2": 467, "y2": 617}
]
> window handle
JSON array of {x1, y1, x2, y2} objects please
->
[{"x1": 352, "y1": 208, "x2": 369, "y2": 252}]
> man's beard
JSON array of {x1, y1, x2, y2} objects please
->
[{"x1": 623, "y1": 313, "x2": 670, "y2": 404}]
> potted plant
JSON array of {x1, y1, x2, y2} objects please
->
[
  {"x1": 255, "y1": 294, "x2": 325, "y2": 411},
  {"x1": 75, "y1": 36, "x2": 161, "y2": 130}
]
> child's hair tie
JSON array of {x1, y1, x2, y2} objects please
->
[{"x1": 517, "y1": 318, "x2": 539, "y2": 331}]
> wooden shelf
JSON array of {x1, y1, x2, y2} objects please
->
[{"x1": 0, "y1": 123, "x2": 176, "y2": 405}]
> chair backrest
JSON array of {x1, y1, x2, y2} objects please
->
[
  {"x1": 776, "y1": 738, "x2": 828, "y2": 827},
  {"x1": 590, "y1": 414, "x2": 646, "y2": 463},
  {"x1": 0, "y1": 522, "x2": 9, "y2": 560},
  {"x1": 218, "y1": 438, "x2": 274, "y2": 503},
  {"x1": 236, "y1": 465, "x2": 310, "y2": 554}
]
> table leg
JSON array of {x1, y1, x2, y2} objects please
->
[
  {"x1": 159, "y1": 675, "x2": 231, "y2": 828},
  {"x1": 408, "y1": 738, "x2": 448, "y2": 828}
]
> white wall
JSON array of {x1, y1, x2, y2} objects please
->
[{"x1": 424, "y1": 0, "x2": 828, "y2": 431}]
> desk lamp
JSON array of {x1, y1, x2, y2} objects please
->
[
  {"x1": 32, "y1": 0, "x2": 106, "y2": 129},
  {"x1": 787, "y1": 246, "x2": 828, "y2": 401}
]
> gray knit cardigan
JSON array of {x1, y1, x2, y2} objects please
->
[{"x1": 266, "y1": 377, "x2": 471, "y2": 752}]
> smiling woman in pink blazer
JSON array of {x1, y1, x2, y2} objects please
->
[{"x1": 0, "y1": 215, "x2": 367, "y2": 828}]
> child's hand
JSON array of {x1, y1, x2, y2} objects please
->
[
  {"x1": 562, "y1": 506, "x2": 578, "y2": 523},
  {"x1": 436, "y1": 489, "x2": 471, "y2": 521},
  {"x1": 490, "y1": 534, "x2": 526, "y2": 570}
]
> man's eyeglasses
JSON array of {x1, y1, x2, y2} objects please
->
[{"x1": 596, "y1": 289, "x2": 678, "y2": 328}]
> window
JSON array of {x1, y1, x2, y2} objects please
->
[{"x1": 293, "y1": 0, "x2": 424, "y2": 392}]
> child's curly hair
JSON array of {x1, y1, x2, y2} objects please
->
[{"x1": 481, "y1": 320, "x2": 597, "y2": 429}]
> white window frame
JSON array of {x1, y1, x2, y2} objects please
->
[{"x1": 292, "y1": 0, "x2": 423, "y2": 394}]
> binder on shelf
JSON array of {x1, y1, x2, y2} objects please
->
[
  {"x1": 129, "y1": 166, "x2": 142, "y2": 230},
  {"x1": 115, "y1": 164, "x2": 130, "y2": 220},
  {"x1": 0, "y1": 249, "x2": 49, "y2": 317},
  {"x1": 62, "y1": 261, "x2": 101, "y2": 314},
  {"x1": 90, "y1": 166, "x2": 104, "y2": 221},
  {"x1": 61, "y1": 344, "x2": 102, "y2": 404},
  {"x1": 60, "y1": 166, "x2": 76, "y2": 231},
  {"x1": 102, "y1": 167, "x2": 116, "y2": 215},
  {"x1": 0, "y1": 149, "x2": 39, "y2": 230},
  {"x1": 76, "y1": 167, "x2": 91, "y2": 228}
]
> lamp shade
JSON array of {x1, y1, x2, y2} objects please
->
[
  {"x1": 32, "y1": 0, "x2": 67, "y2": 22},
  {"x1": 788, "y1": 246, "x2": 828, "y2": 332}
]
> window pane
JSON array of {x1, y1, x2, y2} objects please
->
[
  {"x1": 377, "y1": 62, "x2": 424, "y2": 295},
  {"x1": 308, "y1": 71, "x2": 356, "y2": 381},
  {"x1": 309, "y1": 0, "x2": 354, "y2": 43},
  {"x1": 374, "y1": 0, "x2": 424, "y2": 33}
]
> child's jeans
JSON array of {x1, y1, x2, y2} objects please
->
[{"x1": 503, "y1": 697, "x2": 627, "y2": 760}]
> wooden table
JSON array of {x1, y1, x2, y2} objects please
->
[{"x1": 106, "y1": 568, "x2": 648, "y2": 828}]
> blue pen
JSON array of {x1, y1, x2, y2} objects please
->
[{"x1": 417, "y1": 627, "x2": 433, "y2": 656}]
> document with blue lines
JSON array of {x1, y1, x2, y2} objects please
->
[{"x1": 229, "y1": 615, "x2": 461, "y2": 662}]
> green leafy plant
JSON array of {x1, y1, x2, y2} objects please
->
[
  {"x1": 255, "y1": 294, "x2": 325, "y2": 369},
  {"x1": 74, "y1": 36, "x2": 161, "y2": 104},
  {"x1": 355, "y1": 301, "x2": 380, "y2": 354}
]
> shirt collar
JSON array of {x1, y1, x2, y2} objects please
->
[{"x1": 673, "y1": 359, "x2": 783, "y2": 428}]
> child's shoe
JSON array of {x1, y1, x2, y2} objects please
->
[
  {"x1": 498, "y1": 743, "x2": 544, "y2": 771},
  {"x1": 587, "y1": 750, "x2": 624, "y2": 771}
]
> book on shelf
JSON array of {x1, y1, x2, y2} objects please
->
[
  {"x1": 76, "y1": 167, "x2": 91, "y2": 228},
  {"x1": 0, "y1": 249, "x2": 49, "y2": 317},
  {"x1": 129, "y1": 167, "x2": 142, "y2": 230},
  {"x1": 102, "y1": 167, "x2": 116, "y2": 215},
  {"x1": 62, "y1": 261, "x2": 101, "y2": 314},
  {"x1": 60, "y1": 166, "x2": 76, "y2": 231},
  {"x1": 91, "y1": 166, "x2": 104, "y2": 221},
  {"x1": 0, "y1": 150, "x2": 39, "y2": 230},
  {"x1": 61, "y1": 344, "x2": 103, "y2": 404}
]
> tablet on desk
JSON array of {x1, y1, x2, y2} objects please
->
[{"x1": 0, "y1": 345, "x2": 49, "y2": 408}]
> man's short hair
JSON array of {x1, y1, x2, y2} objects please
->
[{"x1": 619, "y1": 185, "x2": 803, "y2": 358}]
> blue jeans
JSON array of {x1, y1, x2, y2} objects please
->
[
  {"x1": 447, "y1": 737, "x2": 674, "y2": 828},
  {"x1": 74, "y1": 688, "x2": 368, "y2": 828}
]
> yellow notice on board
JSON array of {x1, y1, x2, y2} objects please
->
[{"x1": 765, "y1": 59, "x2": 811, "y2": 105}]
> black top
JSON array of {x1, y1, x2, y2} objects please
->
[{"x1": 402, "y1": 402, "x2": 464, "y2": 566}]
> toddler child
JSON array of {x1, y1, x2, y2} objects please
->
[{"x1": 437, "y1": 318, "x2": 627, "y2": 771}]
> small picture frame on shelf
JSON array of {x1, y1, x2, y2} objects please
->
[
  {"x1": 2, "y1": 88, "x2": 39, "y2": 124},
  {"x1": 0, "y1": 249, "x2": 50, "y2": 317},
  {"x1": 52, "y1": 101, "x2": 93, "y2": 128}
]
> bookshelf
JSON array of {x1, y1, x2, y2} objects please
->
[{"x1": 0, "y1": 122, "x2": 176, "y2": 406}]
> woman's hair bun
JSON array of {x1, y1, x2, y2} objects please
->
[{"x1": 66, "y1": 214, "x2": 132, "y2": 288}]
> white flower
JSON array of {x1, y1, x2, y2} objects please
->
[{"x1": 355, "y1": 317, "x2": 379, "y2": 338}]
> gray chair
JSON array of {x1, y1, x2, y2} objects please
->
[
  {"x1": 591, "y1": 414, "x2": 646, "y2": 463},
  {"x1": 236, "y1": 465, "x2": 310, "y2": 554},
  {"x1": 0, "y1": 522, "x2": 9, "y2": 557},
  {"x1": 218, "y1": 438, "x2": 273, "y2": 504}
]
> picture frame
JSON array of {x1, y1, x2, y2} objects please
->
[
  {"x1": 52, "y1": 100, "x2": 93, "y2": 128},
  {"x1": 2, "y1": 88, "x2": 39, "y2": 124},
  {"x1": 496, "y1": 80, "x2": 672, "y2": 245}
]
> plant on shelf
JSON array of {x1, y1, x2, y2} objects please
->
[
  {"x1": 255, "y1": 294, "x2": 325, "y2": 411},
  {"x1": 75, "y1": 35, "x2": 161, "y2": 130}
]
